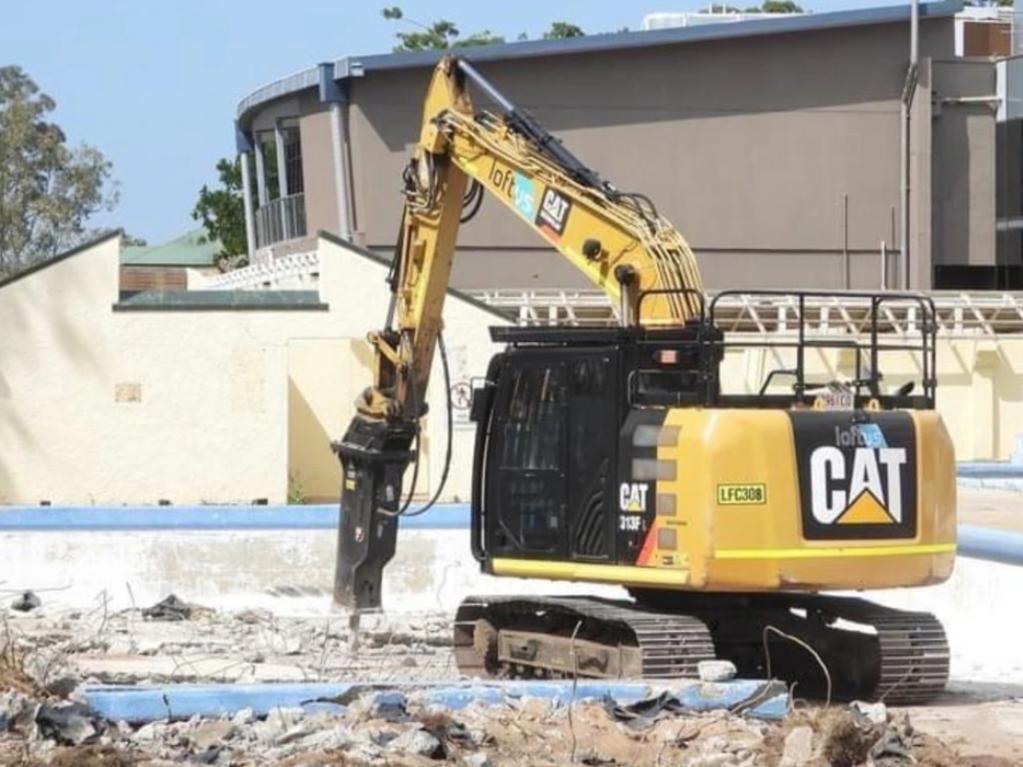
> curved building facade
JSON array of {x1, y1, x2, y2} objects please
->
[{"x1": 234, "y1": 1, "x2": 1018, "y2": 291}]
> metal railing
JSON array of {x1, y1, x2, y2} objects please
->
[
  {"x1": 198, "y1": 250, "x2": 319, "y2": 291},
  {"x1": 463, "y1": 288, "x2": 1023, "y2": 337},
  {"x1": 255, "y1": 193, "x2": 306, "y2": 248},
  {"x1": 708, "y1": 290, "x2": 938, "y2": 409}
]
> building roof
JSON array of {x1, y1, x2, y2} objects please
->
[
  {"x1": 121, "y1": 229, "x2": 221, "y2": 268},
  {"x1": 237, "y1": 0, "x2": 963, "y2": 125},
  {"x1": 0, "y1": 230, "x2": 122, "y2": 291},
  {"x1": 113, "y1": 290, "x2": 327, "y2": 311}
]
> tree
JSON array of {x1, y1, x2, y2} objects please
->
[
  {"x1": 454, "y1": 30, "x2": 505, "y2": 48},
  {"x1": 382, "y1": 7, "x2": 504, "y2": 51},
  {"x1": 119, "y1": 232, "x2": 148, "y2": 247},
  {"x1": 192, "y1": 157, "x2": 247, "y2": 270},
  {"x1": 0, "y1": 66, "x2": 116, "y2": 277},
  {"x1": 759, "y1": 1, "x2": 804, "y2": 13},
  {"x1": 382, "y1": 8, "x2": 587, "y2": 50},
  {"x1": 543, "y1": 22, "x2": 585, "y2": 39}
]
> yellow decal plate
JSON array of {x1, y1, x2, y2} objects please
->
[{"x1": 717, "y1": 483, "x2": 767, "y2": 506}]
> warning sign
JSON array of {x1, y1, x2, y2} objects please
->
[{"x1": 447, "y1": 345, "x2": 474, "y2": 430}]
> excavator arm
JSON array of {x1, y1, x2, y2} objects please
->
[{"x1": 333, "y1": 56, "x2": 703, "y2": 610}]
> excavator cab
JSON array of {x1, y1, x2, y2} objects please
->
[{"x1": 469, "y1": 319, "x2": 714, "y2": 567}]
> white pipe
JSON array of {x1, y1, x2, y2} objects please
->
[
  {"x1": 880, "y1": 240, "x2": 888, "y2": 290},
  {"x1": 239, "y1": 151, "x2": 256, "y2": 259},
  {"x1": 958, "y1": 525, "x2": 1023, "y2": 567},
  {"x1": 254, "y1": 139, "x2": 268, "y2": 207},
  {"x1": 274, "y1": 123, "x2": 291, "y2": 240},
  {"x1": 329, "y1": 101, "x2": 353, "y2": 240}
]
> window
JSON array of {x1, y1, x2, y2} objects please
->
[
  {"x1": 282, "y1": 123, "x2": 304, "y2": 196},
  {"x1": 500, "y1": 365, "x2": 565, "y2": 470}
]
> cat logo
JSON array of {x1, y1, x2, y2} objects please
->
[
  {"x1": 535, "y1": 187, "x2": 572, "y2": 237},
  {"x1": 792, "y1": 413, "x2": 917, "y2": 541},
  {"x1": 619, "y1": 482, "x2": 649, "y2": 513},
  {"x1": 810, "y1": 445, "x2": 906, "y2": 524}
]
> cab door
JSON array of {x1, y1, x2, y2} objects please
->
[{"x1": 485, "y1": 359, "x2": 569, "y2": 558}]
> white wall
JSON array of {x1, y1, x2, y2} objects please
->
[{"x1": 0, "y1": 235, "x2": 506, "y2": 505}]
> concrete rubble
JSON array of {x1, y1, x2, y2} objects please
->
[
  {"x1": 0, "y1": 599, "x2": 1018, "y2": 766},
  {"x1": 0, "y1": 681, "x2": 1000, "y2": 767}
]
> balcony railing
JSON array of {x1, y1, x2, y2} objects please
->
[{"x1": 255, "y1": 193, "x2": 306, "y2": 248}]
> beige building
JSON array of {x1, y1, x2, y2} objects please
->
[
  {"x1": 4, "y1": 233, "x2": 1023, "y2": 507},
  {"x1": 0, "y1": 232, "x2": 505, "y2": 505},
  {"x1": 235, "y1": 1, "x2": 1019, "y2": 292}
]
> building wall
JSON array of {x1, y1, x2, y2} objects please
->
[
  {"x1": 3, "y1": 237, "x2": 1022, "y2": 508},
  {"x1": 0, "y1": 235, "x2": 506, "y2": 505},
  {"x1": 299, "y1": 92, "x2": 341, "y2": 236},
  {"x1": 285, "y1": 237, "x2": 507, "y2": 503},
  {"x1": 962, "y1": 21, "x2": 1012, "y2": 57},
  {"x1": 119, "y1": 265, "x2": 187, "y2": 293},
  {"x1": 717, "y1": 336, "x2": 1023, "y2": 461},
  {"x1": 931, "y1": 59, "x2": 999, "y2": 269},
  {"x1": 996, "y1": 57, "x2": 1023, "y2": 268},
  {"x1": 337, "y1": 17, "x2": 978, "y2": 291}
]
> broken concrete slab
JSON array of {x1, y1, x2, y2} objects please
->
[{"x1": 81, "y1": 679, "x2": 790, "y2": 726}]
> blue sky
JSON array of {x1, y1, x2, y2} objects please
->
[{"x1": 2, "y1": 0, "x2": 906, "y2": 244}]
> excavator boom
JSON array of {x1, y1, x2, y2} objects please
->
[{"x1": 333, "y1": 56, "x2": 705, "y2": 608}]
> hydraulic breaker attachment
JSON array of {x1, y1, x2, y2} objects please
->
[{"x1": 332, "y1": 416, "x2": 415, "y2": 610}]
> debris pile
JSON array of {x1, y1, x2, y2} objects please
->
[
  {"x1": 1, "y1": 598, "x2": 1018, "y2": 766},
  {"x1": 2, "y1": 597, "x2": 455, "y2": 687},
  {"x1": 2, "y1": 680, "x2": 1014, "y2": 767}
]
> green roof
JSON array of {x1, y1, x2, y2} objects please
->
[
  {"x1": 114, "y1": 290, "x2": 327, "y2": 311},
  {"x1": 121, "y1": 229, "x2": 221, "y2": 267}
]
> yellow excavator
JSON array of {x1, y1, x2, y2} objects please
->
[{"x1": 332, "y1": 56, "x2": 956, "y2": 703}]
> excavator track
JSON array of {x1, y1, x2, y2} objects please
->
[
  {"x1": 834, "y1": 598, "x2": 950, "y2": 705},
  {"x1": 636, "y1": 592, "x2": 951, "y2": 705},
  {"x1": 453, "y1": 593, "x2": 948, "y2": 704},
  {"x1": 454, "y1": 595, "x2": 716, "y2": 680}
]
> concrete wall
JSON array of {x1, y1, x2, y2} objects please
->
[
  {"x1": 299, "y1": 91, "x2": 341, "y2": 236},
  {"x1": 0, "y1": 235, "x2": 506, "y2": 505},
  {"x1": 332, "y1": 16, "x2": 990, "y2": 291},
  {"x1": 3, "y1": 235, "x2": 1022, "y2": 509},
  {"x1": 931, "y1": 59, "x2": 999, "y2": 270},
  {"x1": 4, "y1": 514, "x2": 1021, "y2": 686},
  {"x1": 286, "y1": 238, "x2": 506, "y2": 503}
]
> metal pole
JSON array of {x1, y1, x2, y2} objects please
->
[
  {"x1": 900, "y1": 0, "x2": 919, "y2": 289},
  {"x1": 254, "y1": 138, "x2": 268, "y2": 207},
  {"x1": 843, "y1": 193, "x2": 850, "y2": 289},
  {"x1": 900, "y1": 103, "x2": 909, "y2": 288},
  {"x1": 329, "y1": 101, "x2": 354, "y2": 240},
  {"x1": 880, "y1": 240, "x2": 888, "y2": 290},
  {"x1": 274, "y1": 123, "x2": 291, "y2": 241},
  {"x1": 239, "y1": 151, "x2": 256, "y2": 259},
  {"x1": 911, "y1": 0, "x2": 919, "y2": 64}
]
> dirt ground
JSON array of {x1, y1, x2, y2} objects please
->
[
  {"x1": 2, "y1": 598, "x2": 1022, "y2": 766},
  {"x1": 957, "y1": 486, "x2": 1023, "y2": 532}
]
